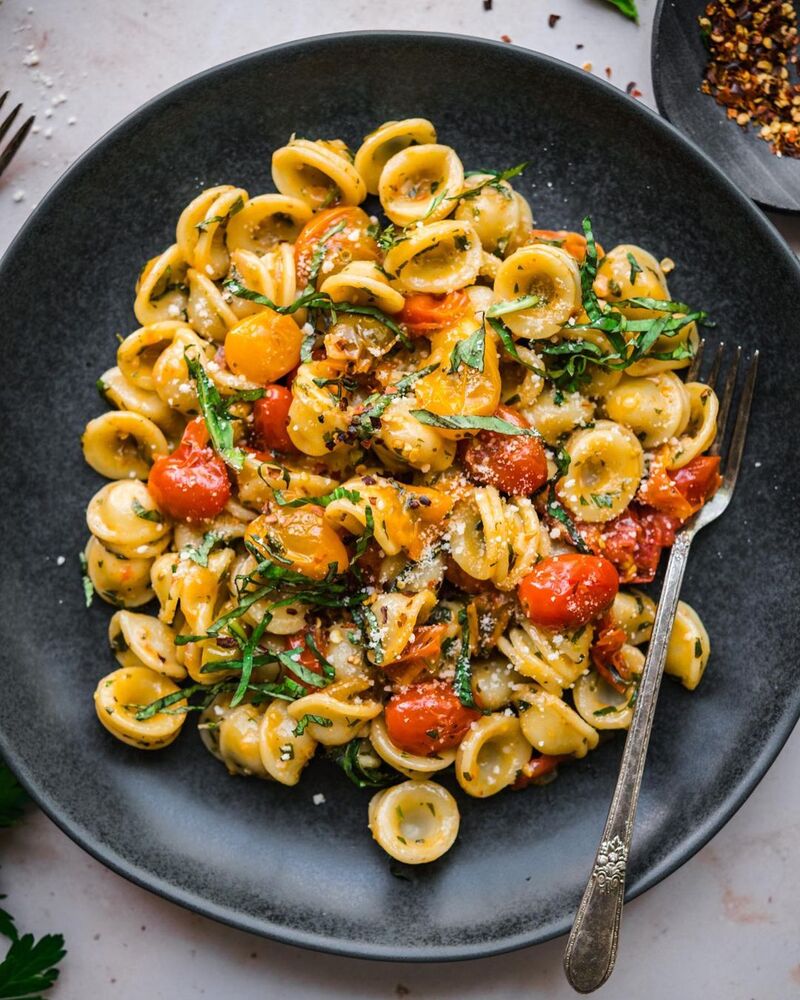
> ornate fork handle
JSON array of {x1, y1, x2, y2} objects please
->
[{"x1": 563, "y1": 530, "x2": 693, "y2": 994}]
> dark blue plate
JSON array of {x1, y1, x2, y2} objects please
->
[{"x1": 0, "y1": 32, "x2": 798, "y2": 961}]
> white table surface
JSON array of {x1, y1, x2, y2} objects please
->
[{"x1": 2, "y1": 2, "x2": 799, "y2": 997}]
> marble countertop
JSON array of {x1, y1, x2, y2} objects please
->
[{"x1": 2, "y1": 2, "x2": 799, "y2": 997}]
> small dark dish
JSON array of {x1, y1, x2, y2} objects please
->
[
  {"x1": 652, "y1": 0, "x2": 800, "y2": 213},
  {"x1": 0, "y1": 32, "x2": 799, "y2": 962}
]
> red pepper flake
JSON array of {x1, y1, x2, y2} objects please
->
[
  {"x1": 483, "y1": 0, "x2": 492, "y2": 9},
  {"x1": 576, "y1": 42, "x2": 585, "y2": 49},
  {"x1": 548, "y1": 13, "x2": 561, "y2": 27},
  {"x1": 625, "y1": 80, "x2": 637, "y2": 94},
  {"x1": 605, "y1": 65, "x2": 613, "y2": 78},
  {"x1": 500, "y1": 33, "x2": 512, "y2": 42},
  {"x1": 631, "y1": 88, "x2": 643, "y2": 97},
  {"x1": 699, "y1": 0, "x2": 800, "y2": 158}
]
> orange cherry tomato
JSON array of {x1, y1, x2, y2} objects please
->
[
  {"x1": 461, "y1": 405, "x2": 548, "y2": 495},
  {"x1": 224, "y1": 309, "x2": 303, "y2": 384},
  {"x1": 512, "y1": 753, "x2": 571, "y2": 789},
  {"x1": 252, "y1": 385, "x2": 296, "y2": 453},
  {"x1": 518, "y1": 554, "x2": 619, "y2": 630},
  {"x1": 528, "y1": 229, "x2": 604, "y2": 263},
  {"x1": 398, "y1": 290, "x2": 471, "y2": 335},
  {"x1": 244, "y1": 506, "x2": 348, "y2": 580},
  {"x1": 390, "y1": 624, "x2": 449, "y2": 666},
  {"x1": 384, "y1": 680, "x2": 481, "y2": 757},
  {"x1": 294, "y1": 206, "x2": 379, "y2": 287},
  {"x1": 148, "y1": 418, "x2": 231, "y2": 522}
]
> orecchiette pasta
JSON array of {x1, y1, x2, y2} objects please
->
[
  {"x1": 368, "y1": 780, "x2": 460, "y2": 863},
  {"x1": 82, "y1": 119, "x2": 722, "y2": 866}
]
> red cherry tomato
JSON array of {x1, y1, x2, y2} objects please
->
[
  {"x1": 637, "y1": 454, "x2": 721, "y2": 521},
  {"x1": 590, "y1": 617, "x2": 629, "y2": 693},
  {"x1": 518, "y1": 554, "x2": 619, "y2": 629},
  {"x1": 512, "y1": 753, "x2": 571, "y2": 789},
  {"x1": 461, "y1": 405, "x2": 548, "y2": 495},
  {"x1": 398, "y1": 290, "x2": 471, "y2": 335},
  {"x1": 670, "y1": 455, "x2": 721, "y2": 508},
  {"x1": 252, "y1": 385, "x2": 296, "y2": 453},
  {"x1": 384, "y1": 680, "x2": 480, "y2": 757},
  {"x1": 583, "y1": 505, "x2": 680, "y2": 584},
  {"x1": 148, "y1": 418, "x2": 230, "y2": 522},
  {"x1": 284, "y1": 631, "x2": 325, "y2": 692}
]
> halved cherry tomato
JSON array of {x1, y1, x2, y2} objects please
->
[
  {"x1": 384, "y1": 680, "x2": 481, "y2": 757},
  {"x1": 294, "y1": 206, "x2": 379, "y2": 288},
  {"x1": 224, "y1": 309, "x2": 303, "y2": 384},
  {"x1": 398, "y1": 290, "x2": 471, "y2": 335},
  {"x1": 518, "y1": 553, "x2": 619, "y2": 629},
  {"x1": 512, "y1": 753, "x2": 571, "y2": 789},
  {"x1": 391, "y1": 624, "x2": 449, "y2": 666},
  {"x1": 590, "y1": 617, "x2": 629, "y2": 693},
  {"x1": 252, "y1": 384, "x2": 296, "y2": 453},
  {"x1": 528, "y1": 229, "x2": 604, "y2": 263},
  {"x1": 148, "y1": 418, "x2": 230, "y2": 522},
  {"x1": 671, "y1": 455, "x2": 722, "y2": 508},
  {"x1": 245, "y1": 506, "x2": 349, "y2": 580},
  {"x1": 461, "y1": 405, "x2": 548, "y2": 495},
  {"x1": 638, "y1": 454, "x2": 721, "y2": 521},
  {"x1": 581, "y1": 505, "x2": 680, "y2": 585},
  {"x1": 284, "y1": 630, "x2": 325, "y2": 692}
]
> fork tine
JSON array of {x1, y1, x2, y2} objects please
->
[
  {"x1": 685, "y1": 337, "x2": 705, "y2": 381},
  {"x1": 0, "y1": 102, "x2": 22, "y2": 146},
  {"x1": 723, "y1": 351, "x2": 759, "y2": 491},
  {"x1": 0, "y1": 115, "x2": 34, "y2": 180},
  {"x1": 710, "y1": 345, "x2": 740, "y2": 456},
  {"x1": 0, "y1": 92, "x2": 8, "y2": 114},
  {"x1": 705, "y1": 341, "x2": 725, "y2": 391}
]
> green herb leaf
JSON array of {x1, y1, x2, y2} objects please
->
[
  {"x1": 593, "y1": 704, "x2": 620, "y2": 717},
  {"x1": 352, "y1": 605, "x2": 384, "y2": 665},
  {"x1": 347, "y1": 365, "x2": 438, "y2": 442},
  {"x1": 453, "y1": 607, "x2": 475, "y2": 708},
  {"x1": 184, "y1": 350, "x2": 246, "y2": 470},
  {"x1": 180, "y1": 531, "x2": 220, "y2": 568},
  {"x1": 447, "y1": 326, "x2": 485, "y2": 374},
  {"x1": 604, "y1": 0, "x2": 638, "y2": 21},
  {"x1": 293, "y1": 714, "x2": 333, "y2": 737},
  {"x1": 486, "y1": 294, "x2": 540, "y2": 318},
  {"x1": 546, "y1": 492, "x2": 592, "y2": 553},
  {"x1": 410, "y1": 410, "x2": 541, "y2": 437},
  {"x1": 0, "y1": 931, "x2": 66, "y2": 999},
  {"x1": 457, "y1": 162, "x2": 529, "y2": 200},
  {"x1": 590, "y1": 492, "x2": 616, "y2": 508},
  {"x1": 131, "y1": 498, "x2": 162, "y2": 523},
  {"x1": 273, "y1": 486, "x2": 361, "y2": 509},
  {"x1": 626, "y1": 251, "x2": 643, "y2": 285},
  {"x1": 328, "y1": 739, "x2": 399, "y2": 789},
  {"x1": 78, "y1": 552, "x2": 94, "y2": 608},
  {"x1": 0, "y1": 766, "x2": 27, "y2": 828},
  {"x1": 194, "y1": 194, "x2": 245, "y2": 232}
]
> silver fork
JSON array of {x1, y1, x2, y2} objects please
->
[
  {"x1": 563, "y1": 341, "x2": 759, "y2": 994},
  {"x1": 0, "y1": 91, "x2": 35, "y2": 181}
]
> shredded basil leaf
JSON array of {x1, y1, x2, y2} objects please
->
[
  {"x1": 293, "y1": 714, "x2": 333, "y2": 737},
  {"x1": 184, "y1": 350, "x2": 246, "y2": 470},
  {"x1": 453, "y1": 607, "x2": 475, "y2": 708},
  {"x1": 410, "y1": 410, "x2": 541, "y2": 437},
  {"x1": 447, "y1": 325, "x2": 486, "y2": 374},
  {"x1": 131, "y1": 498, "x2": 162, "y2": 523}
]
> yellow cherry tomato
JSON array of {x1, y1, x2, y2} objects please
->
[
  {"x1": 245, "y1": 507, "x2": 349, "y2": 579},
  {"x1": 224, "y1": 309, "x2": 303, "y2": 384},
  {"x1": 413, "y1": 319, "x2": 502, "y2": 437}
]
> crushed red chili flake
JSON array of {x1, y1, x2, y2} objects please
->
[
  {"x1": 549, "y1": 13, "x2": 561, "y2": 27},
  {"x1": 699, "y1": 0, "x2": 800, "y2": 157},
  {"x1": 626, "y1": 80, "x2": 637, "y2": 93},
  {"x1": 500, "y1": 33, "x2": 512, "y2": 42},
  {"x1": 483, "y1": 0, "x2": 492, "y2": 9},
  {"x1": 576, "y1": 42, "x2": 585, "y2": 49},
  {"x1": 605, "y1": 65, "x2": 613, "y2": 78}
]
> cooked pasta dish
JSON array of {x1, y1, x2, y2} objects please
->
[{"x1": 83, "y1": 119, "x2": 720, "y2": 865}]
